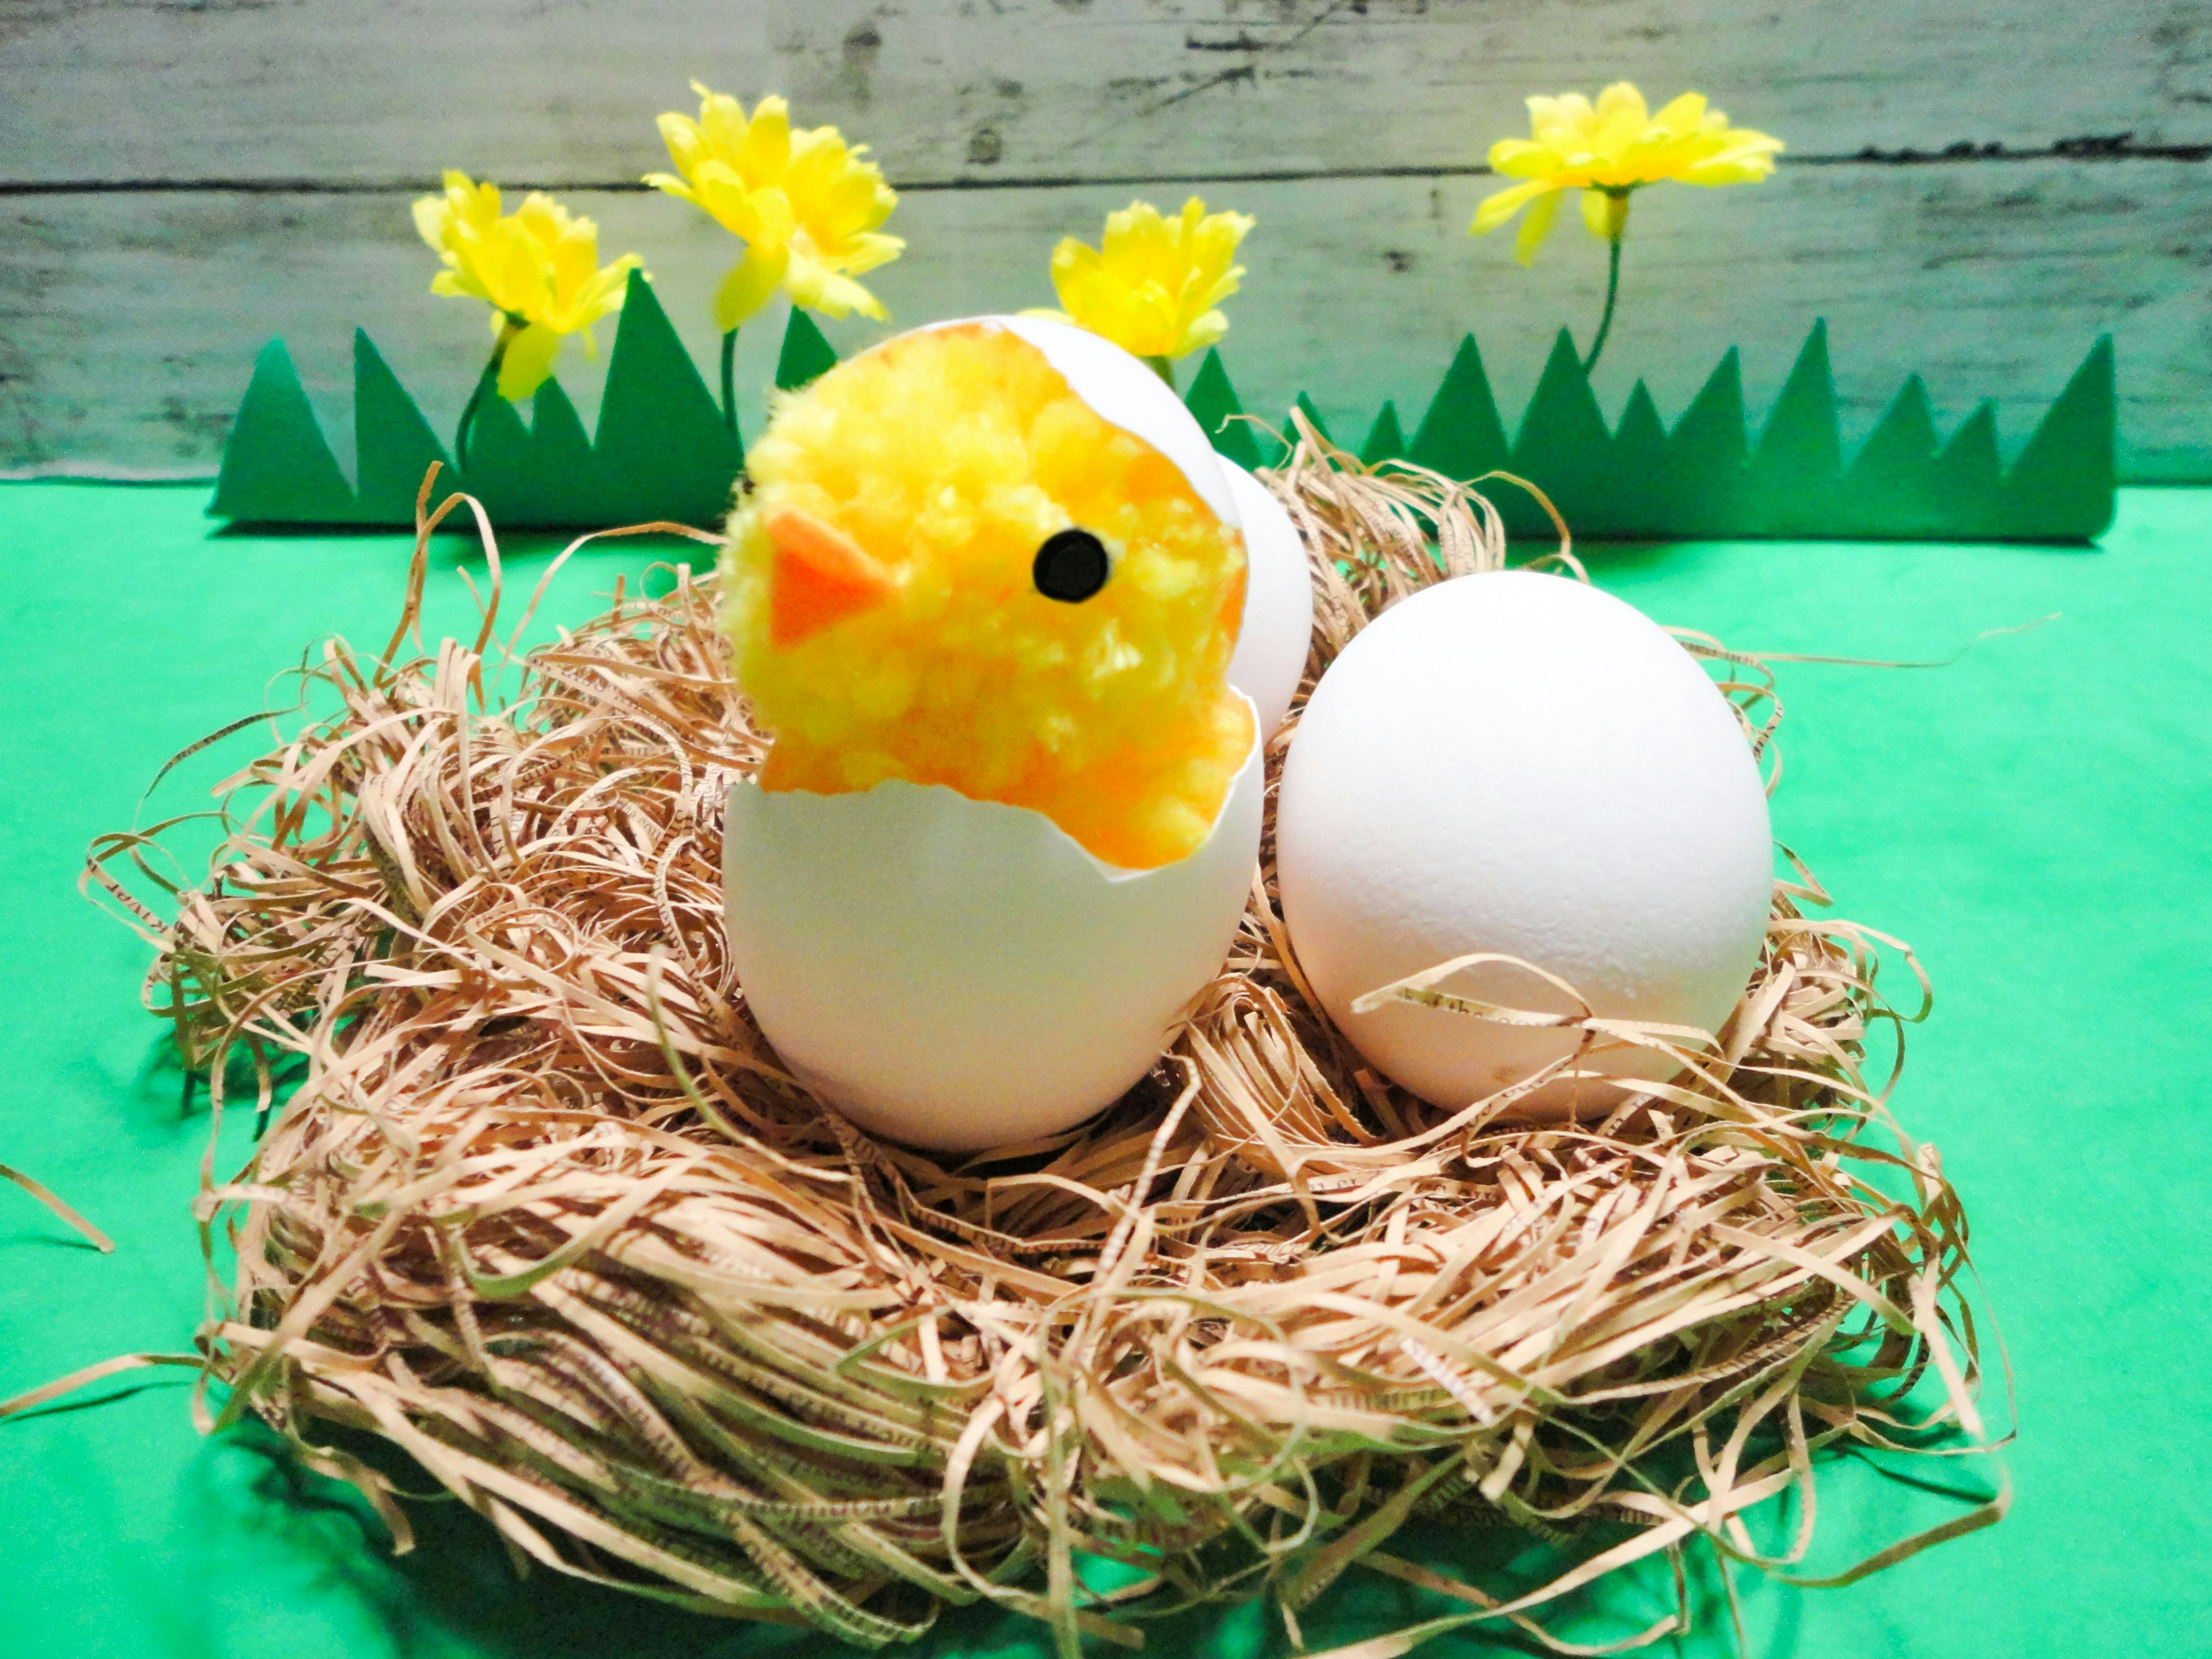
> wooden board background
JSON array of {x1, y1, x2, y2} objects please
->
[{"x1": 5, "y1": 0, "x2": 2209, "y2": 484}]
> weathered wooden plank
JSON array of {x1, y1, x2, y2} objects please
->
[
  {"x1": 3, "y1": 0, "x2": 2209, "y2": 187},
  {"x1": 5, "y1": 159, "x2": 2201, "y2": 483}
]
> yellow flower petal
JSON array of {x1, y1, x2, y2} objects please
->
[
  {"x1": 1580, "y1": 187, "x2": 1630, "y2": 240},
  {"x1": 1652, "y1": 92, "x2": 1709, "y2": 135},
  {"x1": 649, "y1": 83, "x2": 902, "y2": 328},
  {"x1": 654, "y1": 113, "x2": 708, "y2": 187},
  {"x1": 1488, "y1": 138, "x2": 1555, "y2": 178},
  {"x1": 1047, "y1": 196, "x2": 1252, "y2": 359},
  {"x1": 1470, "y1": 177, "x2": 1556, "y2": 235},
  {"x1": 414, "y1": 175, "x2": 643, "y2": 345},
  {"x1": 714, "y1": 243, "x2": 790, "y2": 331},
  {"x1": 641, "y1": 168, "x2": 697, "y2": 207},
  {"x1": 1475, "y1": 84, "x2": 1783, "y2": 203},
  {"x1": 496, "y1": 321, "x2": 562, "y2": 400},
  {"x1": 736, "y1": 96, "x2": 791, "y2": 187},
  {"x1": 785, "y1": 249, "x2": 887, "y2": 321},
  {"x1": 1513, "y1": 185, "x2": 1564, "y2": 264}
]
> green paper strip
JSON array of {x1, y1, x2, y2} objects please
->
[
  {"x1": 209, "y1": 316, "x2": 2115, "y2": 543},
  {"x1": 209, "y1": 339, "x2": 354, "y2": 524},
  {"x1": 775, "y1": 310, "x2": 840, "y2": 393},
  {"x1": 1183, "y1": 349, "x2": 1266, "y2": 472}
]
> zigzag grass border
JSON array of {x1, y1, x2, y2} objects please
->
[
  {"x1": 1189, "y1": 323, "x2": 2115, "y2": 542},
  {"x1": 208, "y1": 277, "x2": 2114, "y2": 543}
]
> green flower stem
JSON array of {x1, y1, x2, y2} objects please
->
[
  {"x1": 1142, "y1": 354, "x2": 1177, "y2": 392},
  {"x1": 720, "y1": 328, "x2": 739, "y2": 436},
  {"x1": 457, "y1": 315, "x2": 523, "y2": 474},
  {"x1": 1582, "y1": 230, "x2": 1624, "y2": 377}
]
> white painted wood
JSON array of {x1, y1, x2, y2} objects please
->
[
  {"x1": 6, "y1": 161, "x2": 2198, "y2": 482},
  {"x1": 5, "y1": 0, "x2": 2209, "y2": 183},
  {"x1": 2, "y1": 0, "x2": 2207, "y2": 482}
]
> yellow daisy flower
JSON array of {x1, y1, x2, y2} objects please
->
[
  {"x1": 1040, "y1": 197, "x2": 1255, "y2": 367},
  {"x1": 412, "y1": 172, "x2": 642, "y2": 400},
  {"x1": 645, "y1": 84, "x2": 904, "y2": 331},
  {"x1": 1471, "y1": 83, "x2": 1783, "y2": 264}
]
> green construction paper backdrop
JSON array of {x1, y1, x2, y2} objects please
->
[{"x1": 3, "y1": 482, "x2": 2207, "y2": 1656}]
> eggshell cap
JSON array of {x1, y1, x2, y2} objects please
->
[
  {"x1": 913, "y1": 315, "x2": 1239, "y2": 527},
  {"x1": 1220, "y1": 460, "x2": 1315, "y2": 736},
  {"x1": 724, "y1": 698, "x2": 1264, "y2": 1150},
  {"x1": 1275, "y1": 571, "x2": 1774, "y2": 1119}
]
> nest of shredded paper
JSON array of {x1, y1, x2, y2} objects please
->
[{"x1": 89, "y1": 433, "x2": 1998, "y2": 1656}]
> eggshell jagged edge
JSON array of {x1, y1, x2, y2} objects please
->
[{"x1": 723, "y1": 695, "x2": 1265, "y2": 1152}]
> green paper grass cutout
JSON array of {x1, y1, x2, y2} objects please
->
[
  {"x1": 213, "y1": 302, "x2": 2115, "y2": 543},
  {"x1": 774, "y1": 309, "x2": 840, "y2": 392},
  {"x1": 211, "y1": 270, "x2": 748, "y2": 530},
  {"x1": 1183, "y1": 349, "x2": 1263, "y2": 472},
  {"x1": 1190, "y1": 321, "x2": 2113, "y2": 543}
]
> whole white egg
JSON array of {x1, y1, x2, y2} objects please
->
[{"x1": 1274, "y1": 570, "x2": 1773, "y2": 1118}]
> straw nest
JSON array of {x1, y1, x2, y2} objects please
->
[{"x1": 90, "y1": 430, "x2": 1999, "y2": 1656}]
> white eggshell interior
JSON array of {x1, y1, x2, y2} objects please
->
[
  {"x1": 724, "y1": 699, "x2": 1264, "y2": 1151},
  {"x1": 1220, "y1": 460, "x2": 1316, "y2": 737},
  {"x1": 1275, "y1": 571, "x2": 1774, "y2": 1119}
]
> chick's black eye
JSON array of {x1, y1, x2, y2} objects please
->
[{"x1": 1033, "y1": 528, "x2": 1110, "y2": 603}]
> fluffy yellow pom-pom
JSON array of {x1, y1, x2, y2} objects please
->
[{"x1": 721, "y1": 322, "x2": 1251, "y2": 870}]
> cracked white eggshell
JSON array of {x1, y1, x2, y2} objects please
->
[
  {"x1": 1275, "y1": 571, "x2": 1774, "y2": 1119},
  {"x1": 1221, "y1": 460, "x2": 1316, "y2": 736},
  {"x1": 724, "y1": 706, "x2": 1263, "y2": 1150}
]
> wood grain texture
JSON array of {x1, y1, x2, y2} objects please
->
[
  {"x1": 4, "y1": 0, "x2": 2208, "y2": 482},
  {"x1": 9, "y1": 0, "x2": 2212, "y2": 181}
]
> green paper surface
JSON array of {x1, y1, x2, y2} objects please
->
[
  {"x1": 1183, "y1": 348, "x2": 1266, "y2": 472},
  {"x1": 774, "y1": 309, "x2": 840, "y2": 392},
  {"x1": 352, "y1": 329, "x2": 450, "y2": 522},
  {"x1": 1358, "y1": 400, "x2": 1406, "y2": 467},
  {"x1": 1744, "y1": 321, "x2": 1843, "y2": 534},
  {"x1": 208, "y1": 339, "x2": 355, "y2": 522},
  {"x1": 1845, "y1": 375, "x2": 1944, "y2": 535},
  {"x1": 1406, "y1": 334, "x2": 1512, "y2": 486},
  {"x1": 1513, "y1": 328, "x2": 1616, "y2": 525},
  {"x1": 588, "y1": 270, "x2": 742, "y2": 528},
  {"x1": 1287, "y1": 389, "x2": 1336, "y2": 454},
  {"x1": 4, "y1": 480, "x2": 2207, "y2": 1656}
]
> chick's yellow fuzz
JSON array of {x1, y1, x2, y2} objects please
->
[{"x1": 722, "y1": 323, "x2": 1251, "y2": 871}]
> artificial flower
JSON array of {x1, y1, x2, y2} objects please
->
[
  {"x1": 413, "y1": 172, "x2": 642, "y2": 399},
  {"x1": 1040, "y1": 197, "x2": 1255, "y2": 363},
  {"x1": 1471, "y1": 83, "x2": 1782, "y2": 264},
  {"x1": 645, "y1": 84, "x2": 903, "y2": 329}
]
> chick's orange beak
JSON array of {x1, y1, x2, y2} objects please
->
[{"x1": 764, "y1": 506, "x2": 895, "y2": 647}]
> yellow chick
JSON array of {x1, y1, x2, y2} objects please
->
[{"x1": 720, "y1": 321, "x2": 1252, "y2": 871}]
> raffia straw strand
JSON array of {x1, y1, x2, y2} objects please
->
[{"x1": 1, "y1": 1161, "x2": 115, "y2": 1252}]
